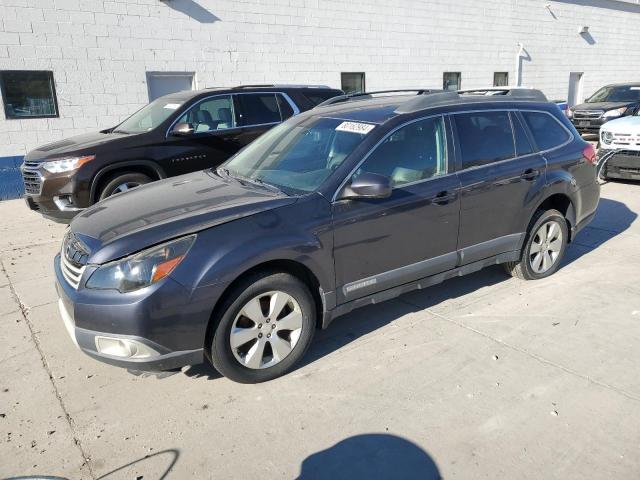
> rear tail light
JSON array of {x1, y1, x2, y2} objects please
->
[{"x1": 582, "y1": 144, "x2": 597, "y2": 165}]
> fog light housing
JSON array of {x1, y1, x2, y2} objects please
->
[
  {"x1": 95, "y1": 336, "x2": 159, "y2": 359},
  {"x1": 601, "y1": 131, "x2": 614, "y2": 145}
]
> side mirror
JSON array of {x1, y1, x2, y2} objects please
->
[
  {"x1": 171, "y1": 122, "x2": 195, "y2": 136},
  {"x1": 340, "y1": 172, "x2": 392, "y2": 200}
]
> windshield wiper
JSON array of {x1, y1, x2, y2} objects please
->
[
  {"x1": 112, "y1": 129, "x2": 131, "y2": 134},
  {"x1": 248, "y1": 177, "x2": 287, "y2": 195}
]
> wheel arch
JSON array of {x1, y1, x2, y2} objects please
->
[
  {"x1": 90, "y1": 160, "x2": 166, "y2": 204},
  {"x1": 204, "y1": 259, "x2": 326, "y2": 353},
  {"x1": 532, "y1": 192, "x2": 576, "y2": 242}
]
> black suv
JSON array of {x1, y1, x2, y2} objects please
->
[
  {"x1": 569, "y1": 83, "x2": 640, "y2": 134},
  {"x1": 55, "y1": 89, "x2": 600, "y2": 383},
  {"x1": 21, "y1": 84, "x2": 342, "y2": 222}
]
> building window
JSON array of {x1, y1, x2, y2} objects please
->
[
  {"x1": 443, "y1": 72, "x2": 461, "y2": 91},
  {"x1": 146, "y1": 72, "x2": 195, "y2": 101},
  {"x1": 494, "y1": 72, "x2": 509, "y2": 87},
  {"x1": 0, "y1": 70, "x2": 58, "y2": 119},
  {"x1": 341, "y1": 72, "x2": 365, "y2": 95}
]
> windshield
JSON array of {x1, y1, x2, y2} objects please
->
[
  {"x1": 587, "y1": 86, "x2": 640, "y2": 103},
  {"x1": 222, "y1": 117, "x2": 374, "y2": 195},
  {"x1": 114, "y1": 98, "x2": 184, "y2": 134}
]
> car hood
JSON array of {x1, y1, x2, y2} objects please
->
[
  {"x1": 571, "y1": 101, "x2": 633, "y2": 112},
  {"x1": 25, "y1": 130, "x2": 131, "y2": 162},
  {"x1": 70, "y1": 170, "x2": 297, "y2": 264},
  {"x1": 600, "y1": 115, "x2": 640, "y2": 134}
]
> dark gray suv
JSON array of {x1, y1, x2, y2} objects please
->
[{"x1": 55, "y1": 89, "x2": 600, "y2": 383}]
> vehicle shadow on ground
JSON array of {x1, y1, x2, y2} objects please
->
[
  {"x1": 184, "y1": 196, "x2": 636, "y2": 381},
  {"x1": 296, "y1": 434, "x2": 441, "y2": 480},
  {"x1": 563, "y1": 197, "x2": 637, "y2": 266}
]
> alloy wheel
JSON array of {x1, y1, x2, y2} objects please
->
[
  {"x1": 110, "y1": 182, "x2": 141, "y2": 195},
  {"x1": 230, "y1": 291, "x2": 303, "y2": 369},
  {"x1": 529, "y1": 220, "x2": 563, "y2": 274}
]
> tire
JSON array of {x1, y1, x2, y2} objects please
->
[
  {"x1": 98, "y1": 172, "x2": 152, "y2": 201},
  {"x1": 208, "y1": 271, "x2": 316, "y2": 383},
  {"x1": 504, "y1": 209, "x2": 569, "y2": 280}
]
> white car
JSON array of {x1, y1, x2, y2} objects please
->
[{"x1": 599, "y1": 113, "x2": 640, "y2": 181}]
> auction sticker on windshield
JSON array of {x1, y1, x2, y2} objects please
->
[{"x1": 336, "y1": 121, "x2": 376, "y2": 135}]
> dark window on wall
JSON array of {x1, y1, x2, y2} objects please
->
[
  {"x1": 494, "y1": 72, "x2": 509, "y2": 87},
  {"x1": 0, "y1": 70, "x2": 58, "y2": 119},
  {"x1": 454, "y1": 111, "x2": 515, "y2": 168},
  {"x1": 443, "y1": 72, "x2": 461, "y2": 91},
  {"x1": 341, "y1": 72, "x2": 365, "y2": 95}
]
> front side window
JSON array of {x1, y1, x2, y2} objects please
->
[
  {"x1": 0, "y1": 70, "x2": 58, "y2": 119},
  {"x1": 237, "y1": 93, "x2": 281, "y2": 126},
  {"x1": 355, "y1": 116, "x2": 447, "y2": 187},
  {"x1": 115, "y1": 97, "x2": 185, "y2": 134},
  {"x1": 223, "y1": 117, "x2": 372, "y2": 194},
  {"x1": 175, "y1": 95, "x2": 235, "y2": 133},
  {"x1": 454, "y1": 111, "x2": 514, "y2": 168},
  {"x1": 443, "y1": 72, "x2": 461, "y2": 91},
  {"x1": 521, "y1": 111, "x2": 571, "y2": 151}
]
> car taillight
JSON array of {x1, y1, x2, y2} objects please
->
[{"x1": 582, "y1": 144, "x2": 597, "y2": 165}]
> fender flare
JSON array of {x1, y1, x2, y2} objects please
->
[{"x1": 90, "y1": 160, "x2": 166, "y2": 203}]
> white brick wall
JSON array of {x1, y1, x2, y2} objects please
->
[{"x1": 1, "y1": 0, "x2": 640, "y2": 156}]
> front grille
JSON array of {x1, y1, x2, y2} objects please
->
[
  {"x1": 609, "y1": 133, "x2": 640, "y2": 149},
  {"x1": 60, "y1": 231, "x2": 89, "y2": 290},
  {"x1": 573, "y1": 110, "x2": 604, "y2": 120},
  {"x1": 21, "y1": 160, "x2": 43, "y2": 195}
]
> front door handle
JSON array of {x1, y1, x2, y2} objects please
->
[
  {"x1": 520, "y1": 168, "x2": 540, "y2": 181},
  {"x1": 433, "y1": 190, "x2": 456, "y2": 205}
]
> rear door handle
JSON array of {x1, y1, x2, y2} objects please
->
[
  {"x1": 433, "y1": 190, "x2": 456, "y2": 204},
  {"x1": 520, "y1": 168, "x2": 540, "y2": 181}
]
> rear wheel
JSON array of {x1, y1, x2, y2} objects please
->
[
  {"x1": 504, "y1": 209, "x2": 568, "y2": 280},
  {"x1": 98, "y1": 172, "x2": 152, "y2": 201},
  {"x1": 208, "y1": 271, "x2": 316, "y2": 383}
]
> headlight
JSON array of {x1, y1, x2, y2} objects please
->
[
  {"x1": 86, "y1": 235, "x2": 195, "y2": 293},
  {"x1": 602, "y1": 107, "x2": 627, "y2": 119},
  {"x1": 566, "y1": 108, "x2": 573, "y2": 119},
  {"x1": 601, "y1": 131, "x2": 614, "y2": 145},
  {"x1": 42, "y1": 155, "x2": 95, "y2": 173}
]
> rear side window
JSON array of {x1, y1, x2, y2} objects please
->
[
  {"x1": 276, "y1": 94, "x2": 295, "y2": 120},
  {"x1": 454, "y1": 111, "x2": 515, "y2": 168},
  {"x1": 237, "y1": 93, "x2": 281, "y2": 126},
  {"x1": 512, "y1": 113, "x2": 534, "y2": 156},
  {"x1": 521, "y1": 111, "x2": 571, "y2": 151}
]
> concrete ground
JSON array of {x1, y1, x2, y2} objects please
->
[{"x1": 1, "y1": 180, "x2": 639, "y2": 480}]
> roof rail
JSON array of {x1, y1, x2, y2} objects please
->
[
  {"x1": 315, "y1": 89, "x2": 441, "y2": 108},
  {"x1": 458, "y1": 87, "x2": 548, "y2": 101},
  {"x1": 395, "y1": 88, "x2": 548, "y2": 114},
  {"x1": 231, "y1": 84, "x2": 332, "y2": 89}
]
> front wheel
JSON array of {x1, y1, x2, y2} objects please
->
[
  {"x1": 209, "y1": 272, "x2": 316, "y2": 383},
  {"x1": 504, "y1": 209, "x2": 568, "y2": 280},
  {"x1": 98, "y1": 172, "x2": 152, "y2": 201}
]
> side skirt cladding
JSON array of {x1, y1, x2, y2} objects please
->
[{"x1": 322, "y1": 249, "x2": 521, "y2": 329}]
